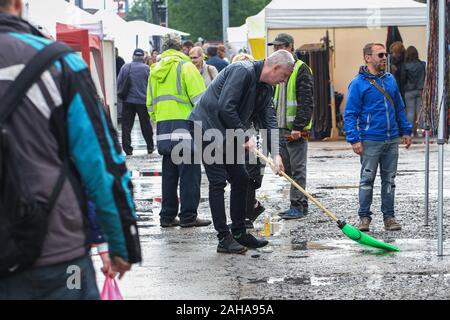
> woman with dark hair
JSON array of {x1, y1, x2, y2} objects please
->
[
  {"x1": 401, "y1": 46, "x2": 426, "y2": 136},
  {"x1": 389, "y1": 41, "x2": 406, "y2": 96}
]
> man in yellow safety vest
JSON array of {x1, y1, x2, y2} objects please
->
[
  {"x1": 269, "y1": 33, "x2": 315, "y2": 220},
  {"x1": 147, "y1": 33, "x2": 211, "y2": 228}
]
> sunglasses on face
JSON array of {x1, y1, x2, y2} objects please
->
[
  {"x1": 371, "y1": 52, "x2": 388, "y2": 58},
  {"x1": 190, "y1": 56, "x2": 200, "y2": 59}
]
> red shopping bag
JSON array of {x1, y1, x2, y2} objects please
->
[{"x1": 101, "y1": 276, "x2": 124, "y2": 300}]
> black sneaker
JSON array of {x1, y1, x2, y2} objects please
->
[
  {"x1": 233, "y1": 232, "x2": 269, "y2": 249},
  {"x1": 217, "y1": 234, "x2": 248, "y2": 254},
  {"x1": 160, "y1": 217, "x2": 180, "y2": 228},
  {"x1": 180, "y1": 217, "x2": 212, "y2": 228}
]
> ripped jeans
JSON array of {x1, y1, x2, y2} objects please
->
[{"x1": 358, "y1": 139, "x2": 399, "y2": 219}]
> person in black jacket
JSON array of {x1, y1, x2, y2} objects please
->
[
  {"x1": 401, "y1": 46, "x2": 426, "y2": 136},
  {"x1": 189, "y1": 50, "x2": 293, "y2": 254},
  {"x1": 268, "y1": 33, "x2": 314, "y2": 219}
]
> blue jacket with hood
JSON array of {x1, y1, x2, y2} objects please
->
[{"x1": 344, "y1": 66, "x2": 412, "y2": 144}]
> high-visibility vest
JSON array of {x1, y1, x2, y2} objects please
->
[
  {"x1": 274, "y1": 59, "x2": 313, "y2": 131},
  {"x1": 146, "y1": 50, "x2": 205, "y2": 123}
]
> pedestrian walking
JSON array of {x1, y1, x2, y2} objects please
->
[
  {"x1": 401, "y1": 46, "x2": 426, "y2": 136},
  {"x1": 147, "y1": 32, "x2": 211, "y2": 228},
  {"x1": 189, "y1": 46, "x2": 218, "y2": 87},
  {"x1": 268, "y1": 33, "x2": 315, "y2": 220},
  {"x1": 117, "y1": 48, "x2": 155, "y2": 155},
  {"x1": 344, "y1": 42, "x2": 412, "y2": 232},
  {"x1": 189, "y1": 50, "x2": 292, "y2": 254},
  {"x1": 0, "y1": 0, "x2": 141, "y2": 300}
]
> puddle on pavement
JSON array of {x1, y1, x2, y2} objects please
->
[{"x1": 265, "y1": 275, "x2": 336, "y2": 286}]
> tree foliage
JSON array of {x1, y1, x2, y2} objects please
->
[
  {"x1": 127, "y1": 0, "x2": 270, "y2": 42},
  {"x1": 125, "y1": 0, "x2": 154, "y2": 23}
]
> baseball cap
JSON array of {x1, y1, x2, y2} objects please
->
[
  {"x1": 268, "y1": 33, "x2": 294, "y2": 46},
  {"x1": 133, "y1": 48, "x2": 145, "y2": 56}
]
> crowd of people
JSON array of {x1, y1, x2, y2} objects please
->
[{"x1": 0, "y1": 0, "x2": 425, "y2": 300}]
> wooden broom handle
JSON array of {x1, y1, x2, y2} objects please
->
[{"x1": 254, "y1": 149, "x2": 338, "y2": 222}]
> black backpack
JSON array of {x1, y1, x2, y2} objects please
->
[{"x1": 0, "y1": 41, "x2": 73, "y2": 277}]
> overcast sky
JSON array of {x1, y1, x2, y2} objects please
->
[{"x1": 82, "y1": 0, "x2": 136, "y2": 10}]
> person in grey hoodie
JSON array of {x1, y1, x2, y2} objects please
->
[
  {"x1": 400, "y1": 46, "x2": 426, "y2": 136},
  {"x1": 117, "y1": 48, "x2": 154, "y2": 155}
]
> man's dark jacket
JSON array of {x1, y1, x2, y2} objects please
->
[{"x1": 189, "y1": 60, "x2": 278, "y2": 153}]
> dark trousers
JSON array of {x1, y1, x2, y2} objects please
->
[
  {"x1": 203, "y1": 151, "x2": 250, "y2": 240},
  {"x1": 121, "y1": 102, "x2": 154, "y2": 154},
  {"x1": 160, "y1": 155, "x2": 201, "y2": 224},
  {"x1": 0, "y1": 254, "x2": 99, "y2": 300}
]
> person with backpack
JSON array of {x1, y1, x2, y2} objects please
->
[
  {"x1": 189, "y1": 46, "x2": 218, "y2": 87},
  {"x1": 344, "y1": 43, "x2": 412, "y2": 233},
  {"x1": 0, "y1": 0, "x2": 141, "y2": 300}
]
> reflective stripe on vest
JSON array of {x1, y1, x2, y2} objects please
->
[
  {"x1": 157, "y1": 132, "x2": 192, "y2": 141},
  {"x1": 274, "y1": 60, "x2": 313, "y2": 131}
]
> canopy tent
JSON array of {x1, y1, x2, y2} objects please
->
[
  {"x1": 23, "y1": 0, "x2": 98, "y2": 38},
  {"x1": 93, "y1": 10, "x2": 137, "y2": 61},
  {"x1": 56, "y1": 23, "x2": 106, "y2": 107},
  {"x1": 227, "y1": 24, "x2": 248, "y2": 55},
  {"x1": 246, "y1": 9, "x2": 266, "y2": 59},
  {"x1": 92, "y1": 13, "x2": 191, "y2": 61},
  {"x1": 265, "y1": 0, "x2": 427, "y2": 29},
  {"x1": 263, "y1": 0, "x2": 428, "y2": 113},
  {"x1": 126, "y1": 20, "x2": 190, "y2": 37},
  {"x1": 126, "y1": 20, "x2": 190, "y2": 55}
]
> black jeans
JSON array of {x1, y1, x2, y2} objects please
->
[
  {"x1": 160, "y1": 155, "x2": 201, "y2": 224},
  {"x1": 202, "y1": 141, "x2": 250, "y2": 240},
  {"x1": 121, "y1": 102, "x2": 154, "y2": 154}
]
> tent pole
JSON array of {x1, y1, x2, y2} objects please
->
[
  {"x1": 437, "y1": 0, "x2": 445, "y2": 257},
  {"x1": 325, "y1": 30, "x2": 339, "y2": 141},
  {"x1": 424, "y1": 0, "x2": 431, "y2": 227},
  {"x1": 425, "y1": 122, "x2": 430, "y2": 226},
  {"x1": 222, "y1": 0, "x2": 229, "y2": 44}
]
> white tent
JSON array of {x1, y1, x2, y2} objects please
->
[
  {"x1": 265, "y1": 0, "x2": 427, "y2": 29},
  {"x1": 227, "y1": 24, "x2": 248, "y2": 55},
  {"x1": 93, "y1": 10, "x2": 136, "y2": 61},
  {"x1": 263, "y1": 0, "x2": 428, "y2": 110},
  {"x1": 24, "y1": 0, "x2": 98, "y2": 37}
]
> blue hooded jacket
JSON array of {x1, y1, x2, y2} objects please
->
[{"x1": 344, "y1": 66, "x2": 412, "y2": 144}]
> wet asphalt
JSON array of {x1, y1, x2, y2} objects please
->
[{"x1": 93, "y1": 121, "x2": 450, "y2": 300}]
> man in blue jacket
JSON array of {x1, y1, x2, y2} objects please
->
[{"x1": 344, "y1": 43, "x2": 412, "y2": 232}]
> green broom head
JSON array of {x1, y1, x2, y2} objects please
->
[{"x1": 337, "y1": 220, "x2": 400, "y2": 252}]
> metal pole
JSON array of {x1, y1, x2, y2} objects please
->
[
  {"x1": 222, "y1": 0, "x2": 229, "y2": 43},
  {"x1": 437, "y1": 0, "x2": 445, "y2": 256},
  {"x1": 165, "y1": 0, "x2": 169, "y2": 28},
  {"x1": 425, "y1": 123, "x2": 430, "y2": 226},
  {"x1": 424, "y1": 0, "x2": 431, "y2": 227}
]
